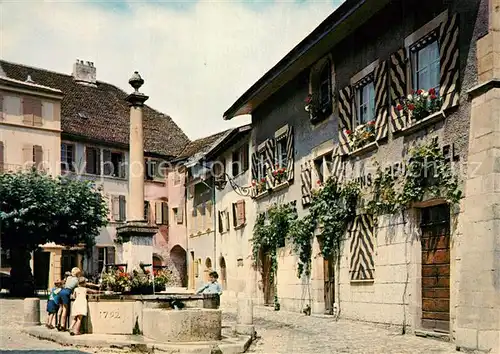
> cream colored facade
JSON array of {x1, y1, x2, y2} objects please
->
[{"x1": 0, "y1": 76, "x2": 63, "y2": 289}]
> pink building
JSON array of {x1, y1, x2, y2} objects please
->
[{"x1": 145, "y1": 166, "x2": 187, "y2": 287}]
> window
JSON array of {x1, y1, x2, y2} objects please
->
[
  {"x1": 413, "y1": 40, "x2": 440, "y2": 93},
  {"x1": 85, "y1": 146, "x2": 100, "y2": 175},
  {"x1": 112, "y1": 195, "x2": 126, "y2": 222},
  {"x1": 154, "y1": 202, "x2": 169, "y2": 225},
  {"x1": 22, "y1": 96, "x2": 42, "y2": 126},
  {"x1": 314, "y1": 154, "x2": 333, "y2": 184},
  {"x1": 231, "y1": 144, "x2": 249, "y2": 177},
  {"x1": 144, "y1": 201, "x2": 150, "y2": 223},
  {"x1": 314, "y1": 157, "x2": 324, "y2": 184},
  {"x1": 276, "y1": 139, "x2": 287, "y2": 169},
  {"x1": 145, "y1": 158, "x2": 165, "y2": 181},
  {"x1": 107, "y1": 151, "x2": 125, "y2": 178},
  {"x1": 213, "y1": 158, "x2": 225, "y2": 179},
  {"x1": 232, "y1": 200, "x2": 246, "y2": 228},
  {"x1": 257, "y1": 152, "x2": 265, "y2": 181},
  {"x1": 173, "y1": 170, "x2": 182, "y2": 185},
  {"x1": 356, "y1": 81, "x2": 375, "y2": 125},
  {"x1": 61, "y1": 143, "x2": 75, "y2": 172},
  {"x1": 33, "y1": 145, "x2": 43, "y2": 170},
  {"x1": 173, "y1": 207, "x2": 183, "y2": 224},
  {"x1": 97, "y1": 247, "x2": 115, "y2": 273},
  {"x1": 318, "y1": 63, "x2": 332, "y2": 112}
]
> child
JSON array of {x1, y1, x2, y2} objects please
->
[
  {"x1": 69, "y1": 277, "x2": 97, "y2": 336},
  {"x1": 45, "y1": 280, "x2": 62, "y2": 329},
  {"x1": 56, "y1": 271, "x2": 71, "y2": 329},
  {"x1": 196, "y1": 271, "x2": 222, "y2": 308}
]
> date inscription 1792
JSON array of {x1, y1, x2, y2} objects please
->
[{"x1": 99, "y1": 310, "x2": 121, "y2": 319}]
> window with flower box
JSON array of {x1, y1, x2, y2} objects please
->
[
  {"x1": 307, "y1": 57, "x2": 333, "y2": 124},
  {"x1": 391, "y1": 11, "x2": 459, "y2": 133}
]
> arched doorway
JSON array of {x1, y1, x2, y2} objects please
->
[
  {"x1": 170, "y1": 245, "x2": 187, "y2": 287},
  {"x1": 219, "y1": 257, "x2": 227, "y2": 290},
  {"x1": 205, "y1": 258, "x2": 212, "y2": 282}
]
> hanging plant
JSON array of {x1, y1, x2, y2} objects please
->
[{"x1": 288, "y1": 213, "x2": 315, "y2": 278}]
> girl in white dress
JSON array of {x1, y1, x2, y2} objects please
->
[{"x1": 70, "y1": 278, "x2": 96, "y2": 335}]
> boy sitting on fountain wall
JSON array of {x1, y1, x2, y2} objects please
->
[{"x1": 196, "y1": 271, "x2": 222, "y2": 308}]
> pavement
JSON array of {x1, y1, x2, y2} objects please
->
[{"x1": 0, "y1": 298, "x2": 462, "y2": 353}]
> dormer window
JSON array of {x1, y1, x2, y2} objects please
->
[{"x1": 308, "y1": 58, "x2": 333, "y2": 124}]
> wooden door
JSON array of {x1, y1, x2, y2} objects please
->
[
  {"x1": 60, "y1": 250, "x2": 77, "y2": 279},
  {"x1": 261, "y1": 251, "x2": 275, "y2": 306},
  {"x1": 421, "y1": 204, "x2": 450, "y2": 333},
  {"x1": 324, "y1": 255, "x2": 335, "y2": 315}
]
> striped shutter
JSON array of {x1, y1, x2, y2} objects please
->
[
  {"x1": 349, "y1": 214, "x2": 375, "y2": 281},
  {"x1": 373, "y1": 60, "x2": 389, "y2": 141},
  {"x1": 330, "y1": 145, "x2": 343, "y2": 182},
  {"x1": 390, "y1": 48, "x2": 408, "y2": 133},
  {"x1": 338, "y1": 85, "x2": 353, "y2": 155},
  {"x1": 286, "y1": 125, "x2": 294, "y2": 181},
  {"x1": 300, "y1": 162, "x2": 313, "y2": 206},
  {"x1": 264, "y1": 139, "x2": 275, "y2": 189},
  {"x1": 251, "y1": 152, "x2": 258, "y2": 182},
  {"x1": 439, "y1": 13, "x2": 460, "y2": 110}
]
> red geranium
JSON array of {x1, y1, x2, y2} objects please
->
[
  {"x1": 367, "y1": 120, "x2": 376, "y2": 125},
  {"x1": 408, "y1": 103, "x2": 415, "y2": 111},
  {"x1": 345, "y1": 129, "x2": 352, "y2": 135},
  {"x1": 396, "y1": 104, "x2": 403, "y2": 111},
  {"x1": 429, "y1": 88, "x2": 436, "y2": 95},
  {"x1": 416, "y1": 89, "x2": 423, "y2": 95},
  {"x1": 430, "y1": 94, "x2": 437, "y2": 100},
  {"x1": 317, "y1": 180, "x2": 322, "y2": 185}
]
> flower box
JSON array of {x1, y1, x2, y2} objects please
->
[
  {"x1": 396, "y1": 88, "x2": 442, "y2": 122},
  {"x1": 346, "y1": 121, "x2": 376, "y2": 150}
]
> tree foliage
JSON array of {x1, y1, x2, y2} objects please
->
[{"x1": 0, "y1": 170, "x2": 108, "y2": 251}]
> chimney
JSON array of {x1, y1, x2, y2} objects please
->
[{"x1": 72, "y1": 59, "x2": 97, "y2": 86}]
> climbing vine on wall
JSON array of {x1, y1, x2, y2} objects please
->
[
  {"x1": 251, "y1": 203, "x2": 297, "y2": 309},
  {"x1": 364, "y1": 139, "x2": 462, "y2": 216}
]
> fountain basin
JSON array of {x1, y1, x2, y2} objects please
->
[
  {"x1": 142, "y1": 308, "x2": 221, "y2": 342},
  {"x1": 85, "y1": 293, "x2": 219, "y2": 335}
]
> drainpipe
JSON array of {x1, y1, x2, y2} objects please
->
[{"x1": 212, "y1": 178, "x2": 217, "y2": 273}]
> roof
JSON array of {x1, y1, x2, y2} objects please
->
[
  {"x1": 0, "y1": 60, "x2": 190, "y2": 157},
  {"x1": 223, "y1": 0, "x2": 391, "y2": 119},
  {"x1": 178, "y1": 129, "x2": 231, "y2": 159},
  {"x1": 0, "y1": 76, "x2": 63, "y2": 95},
  {"x1": 205, "y1": 124, "x2": 251, "y2": 160}
]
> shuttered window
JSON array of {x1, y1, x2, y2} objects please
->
[
  {"x1": 33, "y1": 145, "x2": 43, "y2": 170},
  {"x1": 85, "y1": 147, "x2": 101, "y2": 175},
  {"x1": 118, "y1": 195, "x2": 126, "y2": 221},
  {"x1": 232, "y1": 200, "x2": 245, "y2": 228},
  {"x1": 162, "y1": 202, "x2": 169, "y2": 225},
  {"x1": 22, "y1": 97, "x2": 42, "y2": 126}
]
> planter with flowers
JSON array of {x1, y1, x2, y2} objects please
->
[
  {"x1": 100, "y1": 264, "x2": 176, "y2": 294},
  {"x1": 252, "y1": 177, "x2": 267, "y2": 195},
  {"x1": 396, "y1": 88, "x2": 442, "y2": 122},
  {"x1": 346, "y1": 120, "x2": 376, "y2": 151},
  {"x1": 272, "y1": 167, "x2": 287, "y2": 185}
]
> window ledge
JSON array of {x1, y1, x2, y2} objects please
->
[
  {"x1": 399, "y1": 110, "x2": 446, "y2": 136},
  {"x1": 253, "y1": 190, "x2": 269, "y2": 200},
  {"x1": 350, "y1": 279, "x2": 375, "y2": 284},
  {"x1": 349, "y1": 141, "x2": 377, "y2": 158},
  {"x1": 234, "y1": 223, "x2": 246, "y2": 230},
  {"x1": 272, "y1": 181, "x2": 289, "y2": 192}
]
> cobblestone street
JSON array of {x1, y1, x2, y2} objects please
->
[{"x1": 0, "y1": 298, "x2": 460, "y2": 353}]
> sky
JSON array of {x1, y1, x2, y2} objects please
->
[{"x1": 0, "y1": 0, "x2": 343, "y2": 140}]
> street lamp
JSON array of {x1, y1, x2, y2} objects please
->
[{"x1": 213, "y1": 172, "x2": 254, "y2": 198}]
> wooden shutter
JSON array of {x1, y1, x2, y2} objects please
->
[
  {"x1": 300, "y1": 162, "x2": 313, "y2": 206},
  {"x1": 0, "y1": 141, "x2": 4, "y2": 172},
  {"x1": 103, "y1": 149, "x2": 112, "y2": 176},
  {"x1": 33, "y1": 145, "x2": 43, "y2": 170},
  {"x1": 390, "y1": 48, "x2": 408, "y2": 132},
  {"x1": 264, "y1": 139, "x2": 275, "y2": 189},
  {"x1": 23, "y1": 144, "x2": 33, "y2": 168},
  {"x1": 155, "y1": 202, "x2": 162, "y2": 224},
  {"x1": 33, "y1": 100, "x2": 43, "y2": 127},
  {"x1": 439, "y1": 14, "x2": 460, "y2": 110},
  {"x1": 218, "y1": 211, "x2": 223, "y2": 233},
  {"x1": 118, "y1": 195, "x2": 126, "y2": 221},
  {"x1": 330, "y1": 145, "x2": 344, "y2": 182},
  {"x1": 374, "y1": 60, "x2": 389, "y2": 141},
  {"x1": 22, "y1": 97, "x2": 34, "y2": 125},
  {"x1": 286, "y1": 126, "x2": 294, "y2": 181},
  {"x1": 162, "y1": 202, "x2": 169, "y2": 225},
  {"x1": 338, "y1": 85, "x2": 353, "y2": 155},
  {"x1": 112, "y1": 196, "x2": 120, "y2": 221},
  {"x1": 236, "y1": 200, "x2": 246, "y2": 226}
]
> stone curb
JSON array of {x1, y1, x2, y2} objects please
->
[{"x1": 22, "y1": 326, "x2": 252, "y2": 354}]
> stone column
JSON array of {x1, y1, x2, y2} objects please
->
[
  {"x1": 23, "y1": 298, "x2": 40, "y2": 327},
  {"x1": 116, "y1": 72, "x2": 157, "y2": 271},
  {"x1": 456, "y1": 2, "x2": 500, "y2": 351},
  {"x1": 234, "y1": 292, "x2": 255, "y2": 336}
]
